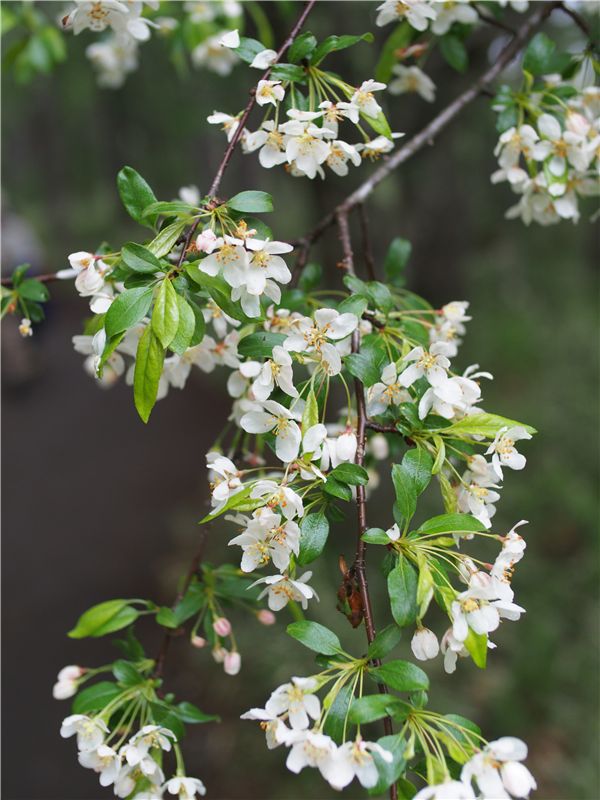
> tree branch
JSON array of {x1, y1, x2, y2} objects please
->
[
  {"x1": 299, "y1": 1, "x2": 560, "y2": 255},
  {"x1": 357, "y1": 203, "x2": 377, "y2": 282},
  {"x1": 473, "y1": 3, "x2": 516, "y2": 35},
  {"x1": 557, "y1": 1, "x2": 595, "y2": 40}
]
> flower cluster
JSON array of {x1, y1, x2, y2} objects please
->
[
  {"x1": 60, "y1": 716, "x2": 206, "y2": 799},
  {"x1": 242, "y1": 676, "x2": 393, "y2": 792},
  {"x1": 493, "y1": 83, "x2": 600, "y2": 225}
]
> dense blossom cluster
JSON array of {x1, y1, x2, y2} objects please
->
[
  {"x1": 60, "y1": 0, "x2": 242, "y2": 87},
  {"x1": 493, "y1": 83, "x2": 600, "y2": 225},
  {"x1": 375, "y1": 0, "x2": 528, "y2": 31}
]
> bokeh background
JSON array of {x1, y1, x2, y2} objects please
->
[{"x1": 2, "y1": 2, "x2": 599, "y2": 798}]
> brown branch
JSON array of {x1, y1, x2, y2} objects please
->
[
  {"x1": 557, "y1": 1, "x2": 595, "y2": 40},
  {"x1": 357, "y1": 203, "x2": 377, "y2": 282},
  {"x1": 474, "y1": 3, "x2": 516, "y2": 35},
  {"x1": 336, "y1": 210, "x2": 396, "y2": 800},
  {"x1": 1, "y1": 271, "x2": 62, "y2": 287},
  {"x1": 298, "y1": 1, "x2": 560, "y2": 258}
]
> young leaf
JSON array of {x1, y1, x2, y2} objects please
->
[
  {"x1": 302, "y1": 387, "x2": 319, "y2": 431},
  {"x1": 287, "y1": 621, "x2": 343, "y2": 655},
  {"x1": 238, "y1": 331, "x2": 287, "y2": 358},
  {"x1": 226, "y1": 190, "x2": 273, "y2": 214},
  {"x1": 112, "y1": 660, "x2": 144, "y2": 686},
  {"x1": 388, "y1": 555, "x2": 418, "y2": 628},
  {"x1": 523, "y1": 32, "x2": 557, "y2": 76},
  {"x1": 349, "y1": 695, "x2": 411, "y2": 724},
  {"x1": 345, "y1": 350, "x2": 387, "y2": 388},
  {"x1": 68, "y1": 599, "x2": 139, "y2": 639},
  {"x1": 147, "y1": 220, "x2": 187, "y2": 258},
  {"x1": 384, "y1": 237, "x2": 411, "y2": 286},
  {"x1": 235, "y1": 36, "x2": 265, "y2": 64},
  {"x1": 117, "y1": 166, "x2": 158, "y2": 229},
  {"x1": 187, "y1": 298, "x2": 206, "y2": 347},
  {"x1": 176, "y1": 701, "x2": 219, "y2": 724},
  {"x1": 464, "y1": 629, "x2": 488, "y2": 669},
  {"x1": 322, "y1": 682, "x2": 354, "y2": 744},
  {"x1": 170, "y1": 295, "x2": 195, "y2": 355},
  {"x1": 298, "y1": 512, "x2": 330, "y2": 565},
  {"x1": 391, "y1": 463, "x2": 417, "y2": 522},
  {"x1": 312, "y1": 32, "x2": 374, "y2": 65},
  {"x1": 369, "y1": 734, "x2": 407, "y2": 796},
  {"x1": 104, "y1": 286, "x2": 154, "y2": 339},
  {"x1": 362, "y1": 527, "x2": 391, "y2": 545},
  {"x1": 323, "y1": 476, "x2": 352, "y2": 502},
  {"x1": 329, "y1": 463, "x2": 369, "y2": 486},
  {"x1": 369, "y1": 660, "x2": 429, "y2": 692},
  {"x1": 288, "y1": 31, "x2": 317, "y2": 63},
  {"x1": 152, "y1": 279, "x2": 179, "y2": 348},
  {"x1": 418, "y1": 513, "x2": 486, "y2": 536},
  {"x1": 375, "y1": 22, "x2": 412, "y2": 83},
  {"x1": 133, "y1": 326, "x2": 165, "y2": 423},
  {"x1": 445, "y1": 412, "x2": 536, "y2": 437},
  {"x1": 440, "y1": 34, "x2": 468, "y2": 73},
  {"x1": 18, "y1": 278, "x2": 49, "y2": 302},
  {"x1": 149, "y1": 701, "x2": 186, "y2": 741},
  {"x1": 367, "y1": 624, "x2": 403, "y2": 660},
  {"x1": 121, "y1": 243, "x2": 164, "y2": 274},
  {"x1": 402, "y1": 447, "x2": 433, "y2": 496},
  {"x1": 72, "y1": 682, "x2": 122, "y2": 714}
]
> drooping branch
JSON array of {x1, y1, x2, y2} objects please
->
[{"x1": 295, "y1": 1, "x2": 560, "y2": 261}]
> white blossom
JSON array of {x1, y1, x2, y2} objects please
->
[
  {"x1": 375, "y1": 0, "x2": 437, "y2": 30},
  {"x1": 192, "y1": 34, "x2": 238, "y2": 75},
  {"x1": 240, "y1": 706, "x2": 294, "y2": 748},
  {"x1": 265, "y1": 676, "x2": 320, "y2": 730},
  {"x1": 462, "y1": 737, "x2": 536, "y2": 799},
  {"x1": 60, "y1": 714, "x2": 109, "y2": 751},
  {"x1": 250, "y1": 48, "x2": 277, "y2": 69},
  {"x1": 411, "y1": 627, "x2": 440, "y2": 661},
  {"x1": 414, "y1": 780, "x2": 476, "y2": 799},
  {"x1": 351, "y1": 79, "x2": 386, "y2": 118},
  {"x1": 255, "y1": 80, "x2": 285, "y2": 107},
  {"x1": 250, "y1": 480, "x2": 304, "y2": 519},
  {"x1": 207, "y1": 111, "x2": 241, "y2": 143},
  {"x1": 241, "y1": 400, "x2": 302, "y2": 462},
  {"x1": 228, "y1": 509, "x2": 300, "y2": 572},
  {"x1": 251, "y1": 571, "x2": 319, "y2": 611},
  {"x1": 321, "y1": 737, "x2": 393, "y2": 790},
  {"x1": 245, "y1": 238, "x2": 293, "y2": 296},
  {"x1": 78, "y1": 744, "x2": 121, "y2": 787},
  {"x1": 164, "y1": 776, "x2": 206, "y2": 798},
  {"x1": 389, "y1": 65, "x2": 436, "y2": 102},
  {"x1": 431, "y1": 1, "x2": 478, "y2": 36},
  {"x1": 486, "y1": 426, "x2": 531, "y2": 479}
]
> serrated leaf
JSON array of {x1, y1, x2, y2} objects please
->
[
  {"x1": 391, "y1": 463, "x2": 417, "y2": 523},
  {"x1": 402, "y1": 447, "x2": 433, "y2": 496},
  {"x1": 133, "y1": 326, "x2": 165, "y2": 423},
  {"x1": 270, "y1": 63, "x2": 306, "y2": 82},
  {"x1": 176, "y1": 701, "x2": 219, "y2": 724},
  {"x1": 121, "y1": 243, "x2": 164, "y2": 274},
  {"x1": 388, "y1": 555, "x2": 418, "y2": 628},
  {"x1": 298, "y1": 512, "x2": 329, "y2": 565},
  {"x1": 117, "y1": 166, "x2": 158, "y2": 229},
  {"x1": 322, "y1": 682, "x2": 354, "y2": 744},
  {"x1": 235, "y1": 36, "x2": 265, "y2": 64},
  {"x1": 152, "y1": 279, "x2": 179, "y2": 348},
  {"x1": 523, "y1": 32, "x2": 557, "y2": 76},
  {"x1": 369, "y1": 734, "x2": 407, "y2": 796},
  {"x1": 362, "y1": 527, "x2": 391, "y2": 545}
]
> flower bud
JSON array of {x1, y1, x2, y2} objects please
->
[
  {"x1": 57, "y1": 665, "x2": 84, "y2": 682},
  {"x1": 224, "y1": 651, "x2": 241, "y2": 676},
  {"x1": 53, "y1": 680, "x2": 77, "y2": 700},
  {"x1": 212, "y1": 646, "x2": 228, "y2": 664},
  {"x1": 191, "y1": 635, "x2": 206, "y2": 649},
  {"x1": 196, "y1": 229, "x2": 218, "y2": 254},
  {"x1": 257, "y1": 609, "x2": 276, "y2": 626},
  {"x1": 411, "y1": 627, "x2": 440, "y2": 661},
  {"x1": 213, "y1": 616, "x2": 232, "y2": 637}
]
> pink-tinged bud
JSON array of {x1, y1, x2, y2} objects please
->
[
  {"x1": 213, "y1": 617, "x2": 232, "y2": 637},
  {"x1": 191, "y1": 635, "x2": 206, "y2": 649},
  {"x1": 57, "y1": 665, "x2": 85, "y2": 682},
  {"x1": 224, "y1": 651, "x2": 241, "y2": 676},
  {"x1": 411, "y1": 627, "x2": 440, "y2": 661},
  {"x1": 257, "y1": 609, "x2": 276, "y2": 626},
  {"x1": 212, "y1": 646, "x2": 228, "y2": 664},
  {"x1": 196, "y1": 229, "x2": 218, "y2": 254},
  {"x1": 52, "y1": 680, "x2": 77, "y2": 700}
]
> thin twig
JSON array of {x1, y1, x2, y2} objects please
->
[
  {"x1": 336, "y1": 210, "x2": 396, "y2": 800},
  {"x1": 357, "y1": 204, "x2": 377, "y2": 282},
  {"x1": 474, "y1": 3, "x2": 516, "y2": 35},
  {"x1": 1, "y1": 271, "x2": 62, "y2": 286},
  {"x1": 557, "y1": 0, "x2": 595, "y2": 40}
]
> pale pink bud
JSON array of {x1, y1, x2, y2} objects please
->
[
  {"x1": 224, "y1": 651, "x2": 241, "y2": 676},
  {"x1": 52, "y1": 680, "x2": 77, "y2": 700},
  {"x1": 257, "y1": 609, "x2": 276, "y2": 626},
  {"x1": 212, "y1": 646, "x2": 228, "y2": 664},
  {"x1": 57, "y1": 665, "x2": 84, "y2": 682},
  {"x1": 213, "y1": 616, "x2": 232, "y2": 637},
  {"x1": 196, "y1": 229, "x2": 218, "y2": 254},
  {"x1": 191, "y1": 635, "x2": 206, "y2": 649}
]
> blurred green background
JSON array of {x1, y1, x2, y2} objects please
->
[{"x1": 2, "y1": 2, "x2": 598, "y2": 799}]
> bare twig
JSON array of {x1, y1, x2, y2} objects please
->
[
  {"x1": 557, "y1": 1, "x2": 595, "y2": 40},
  {"x1": 474, "y1": 3, "x2": 516, "y2": 35},
  {"x1": 357, "y1": 203, "x2": 377, "y2": 282},
  {"x1": 1, "y1": 271, "x2": 62, "y2": 287}
]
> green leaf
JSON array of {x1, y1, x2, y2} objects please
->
[
  {"x1": 288, "y1": 31, "x2": 317, "y2": 63},
  {"x1": 362, "y1": 109, "x2": 393, "y2": 140},
  {"x1": 226, "y1": 190, "x2": 273, "y2": 214},
  {"x1": 112, "y1": 660, "x2": 144, "y2": 686},
  {"x1": 121, "y1": 243, "x2": 164, "y2": 274},
  {"x1": 287, "y1": 621, "x2": 343, "y2": 655},
  {"x1": 432, "y1": 436, "x2": 446, "y2": 475},
  {"x1": 376, "y1": 22, "x2": 412, "y2": 83},
  {"x1": 444, "y1": 412, "x2": 536, "y2": 437},
  {"x1": 170, "y1": 295, "x2": 196, "y2": 355},
  {"x1": 416, "y1": 551, "x2": 434, "y2": 618},
  {"x1": 402, "y1": 447, "x2": 433, "y2": 496},
  {"x1": 345, "y1": 350, "x2": 387, "y2": 388},
  {"x1": 238, "y1": 331, "x2": 286, "y2": 358},
  {"x1": 68, "y1": 599, "x2": 139, "y2": 639},
  {"x1": 523, "y1": 32, "x2": 557, "y2": 76},
  {"x1": 142, "y1": 201, "x2": 198, "y2": 218},
  {"x1": 187, "y1": 298, "x2": 206, "y2": 347},
  {"x1": 147, "y1": 220, "x2": 187, "y2": 258},
  {"x1": 417, "y1": 513, "x2": 486, "y2": 536},
  {"x1": 367, "y1": 624, "x2": 403, "y2": 660},
  {"x1": 322, "y1": 682, "x2": 354, "y2": 744},
  {"x1": 464, "y1": 629, "x2": 487, "y2": 669},
  {"x1": 369, "y1": 660, "x2": 429, "y2": 692},
  {"x1": 338, "y1": 295, "x2": 368, "y2": 317},
  {"x1": 388, "y1": 556, "x2": 418, "y2": 628},
  {"x1": 391, "y1": 463, "x2": 417, "y2": 523},
  {"x1": 176, "y1": 701, "x2": 219, "y2": 724},
  {"x1": 72, "y1": 682, "x2": 122, "y2": 714},
  {"x1": 149, "y1": 701, "x2": 186, "y2": 741},
  {"x1": 270, "y1": 63, "x2": 306, "y2": 82},
  {"x1": 439, "y1": 34, "x2": 468, "y2": 73},
  {"x1": 323, "y1": 476, "x2": 352, "y2": 502},
  {"x1": 362, "y1": 527, "x2": 391, "y2": 545},
  {"x1": 384, "y1": 237, "x2": 411, "y2": 287},
  {"x1": 313, "y1": 32, "x2": 373, "y2": 65},
  {"x1": 156, "y1": 607, "x2": 179, "y2": 628},
  {"x1": 349, "y1": 695, "x2": 411, "y2": 724},
  {"x1": 152, "y1": 279, "x2": 179, "y2": 348},
  {"x1": 117, "y1": 166, "x2": 158, "y2": 229},
  {"x1": 133, "y1": 326, "x2": 165, "y2": 423},
  {"x1": 302, "y1": 388, "x2": 319, "y2": 433},
  {"x1": 235, "y1": 36, "x2": 265, "y2": 64},
  {"x1": 18, "y1": 278, "x2": 49, "y2": 302},
  {"x1": 104, "y1": 286, "x2": 154, "y2": 339},
  {"x1": 298, "y1": 261, "x2": 322, "y2": 292},
  {"x1": 369, "y1": 734, "x2": 407, "y2": 796},
  {"x1": 186, "y1": 265, "x2": 259, "y2": 324},
  {"x1": 329, "y1": 463, "x2": 369, "y2": 486},
  {"x1": 298, "y1": 512, "x2": 329, "y2": 565}
]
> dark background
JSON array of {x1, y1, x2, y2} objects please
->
[{"x1": 2, "y1": 2, "x2": 599, "y2": 799}]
